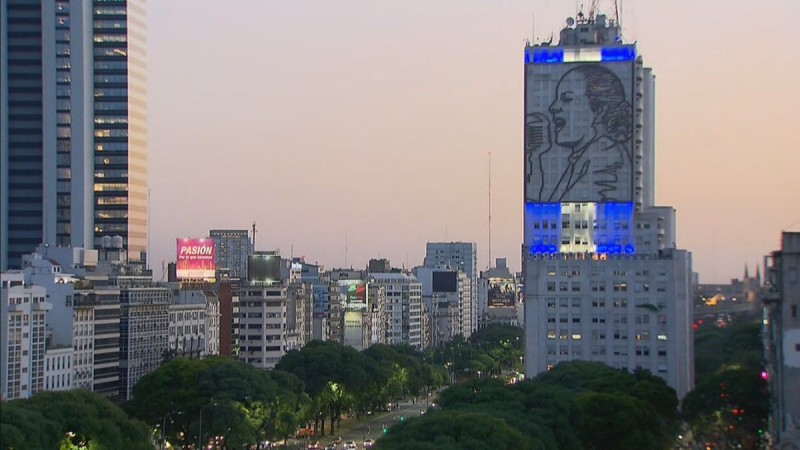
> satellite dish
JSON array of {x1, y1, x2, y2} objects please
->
[{"x1": 566, "y1": 17, "x2": 575, "y2": 27}]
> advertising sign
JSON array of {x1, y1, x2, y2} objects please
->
[
  {"x1": 524, "y1": 57, "x2": 635, "y2": 204},
  {"x1": 343, "y1": 311, "x2": 364, "y2": 350},
  {"x1": 176, "y1": 238, "x2": 216, "y2": 281},
  {"x1": 247, "y1": 254, "x2": 281, "y2": 283},
  {"x1": 339, "y1": 280, "x2": 367, "y2": 311},
  {"x1": 488, "y1": 277, "x2": 516, "y2": 307},
  {"x1": 432, "y1": 271, "x2": 458, "y2": 293}
]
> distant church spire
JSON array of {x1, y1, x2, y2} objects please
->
[{"x1": 744, "y1": 263, "x2": 750, "y2": 279}]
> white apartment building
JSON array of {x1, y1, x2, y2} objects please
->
[
  {"x1": 1, "y1": 273, "x2": 51, "y2": 400},
  {"x1": 44, "y1": 346, "x2": 72, "y2": 392},
  {"x1": 523, "y1": 14, "x2": 693, "y2": 398},
  {"x1": 415, "y1": 267, "x2": 472, "y2": 346},
  {"x1": 370, "y1": 273, "x2": 423, "y2": 348},
  {"x1": 238, "y1": 285, "x2": 289, "y2": 369},
  {"x1": 425, "y1": 242, "x2": 477, "y2": 337},
  {"x1": 168, "y1": 290, "x2": 221, "y2": 359}
]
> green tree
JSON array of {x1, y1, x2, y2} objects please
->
[{"x1": 0, "y1": 390, "x2": 151, "y2": 450}]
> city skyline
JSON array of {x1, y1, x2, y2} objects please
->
[{"x1": 147, "y1": 1, "x2": 800, "y2": 283}]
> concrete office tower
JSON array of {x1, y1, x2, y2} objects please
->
[
  {"x1": 763, "y1": 232, "x2": 800, "y2": 447},
  {"x1": 424, "y1": 242, "x2": 477, "y2": 337},
  {"x1": 210, "y1": 230, "x2": 253, "y2": 279},
  {"x1": 0, "y1": 273, "x2": 51, "y2": 400},
  {"x1": 1, "y1": 0, "x2": 148, "y2": 270},
  {"x1": 523, "y1": 14, "x2": 693, "y2": 398},
  {"x1": 116, "y1": 276, "x2": 169, "y2": 401}
]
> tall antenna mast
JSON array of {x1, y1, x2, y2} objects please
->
[
  {"x1": 344, "y1": 231, "x2": 348, "y2": 269},
  {"x1": 252, "y1": 221, "x2": 257, "y2": 250},
  {"x1": 488, "y1": 151, "x2": 492, "y2": 269}
]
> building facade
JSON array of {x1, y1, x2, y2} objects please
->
[
  {"x1": 117, "y1": 276, "x2": 170, "y2": 401},
  {"x1": 763, "y1": 232, "x2": 800, "y2": 448},
  {"x1": 523, "y1": 14, "x2": 693, "y2": 398},
  {"x1": 210, "y1": 230, "x2": 252, "y2": 279},
  {"x1": 168, "y1": 289, "x2": 220, "y2": 359},
  {"x1": 424, "y1": 242, "x2": 477, "y2": 337},
  {"x1": 478, "y1": 258, "x2": 521, "y2": 329},
  {"x1": 0, "y1": 273, "x2": 51, "y2": 400},
  {"x1": 1, "y1": 0, "x2": 148, "y2": 270},
  {"x1": 370, "y1": 273, "x2": 423, "y2": 348}
]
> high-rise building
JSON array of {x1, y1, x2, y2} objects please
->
[
  {"x1": 1, "y1": 0, "x2": 148, "y2": 270},
  {"x1": 763, "y1": 232, "x2": 800, "y2": 448},
  {"x1": 210, "y1": 230, "x2": 253, "y2": 279},
  {"x1": 424, "y1": 242, "x2": 477, "y2": 337},
  {"x1": 523, "y1": 14, "x2": 693, "y2": 398}
]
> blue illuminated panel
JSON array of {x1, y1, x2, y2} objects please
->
[
  {"x1": 526, "y1": 48, "x2": 564, "y2": 64},
  {"x1": 595, "y1": 202, "x2": 635, "y2": 254},
  {"x1": 525, "y1": 201, "x2": 635, "y2": 255},
  {"x1": 526, "y1": 202, "x2": 561, "y2": 254},
  {"x1": 601, "y1": 47, "x2": 636, "y2": 62},
  {"x1": 526, "y1": 46, "x2": 635, "y2": 64}
]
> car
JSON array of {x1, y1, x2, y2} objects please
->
[
  {"x1": 307, "y1": 442, "x2": 320, "y2": 450},
  {"x1": 363, "y1": 438, "x2": 375, "y2": 448},
  {"x1": 297, "y1": 428, "x2": 316, "y2": 439},
  {"x1": 344, "y1": 440, "x2": 357, "y2": 450}
]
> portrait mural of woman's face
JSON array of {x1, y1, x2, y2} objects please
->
[
  {"x1": 549, "y1": 71, "x2": 597, "y2": 148},
  {"x1": 525, "y1": 62, "x2": 634, "y2": 203}
]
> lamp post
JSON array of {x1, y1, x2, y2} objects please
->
[
  {"x1": 160, "y1": 411, "x2": 182, "y2": 450},
  {"x1": 198, "y1": 401, "x2": 217, "y2": 450}
]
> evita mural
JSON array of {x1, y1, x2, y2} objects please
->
[{"x1": 525, "y1": 63, "x2": 634, "y2": 203}]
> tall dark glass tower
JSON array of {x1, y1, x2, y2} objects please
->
[{"x1": 1, "y1": 0, "x2": 148, "y2": 270}]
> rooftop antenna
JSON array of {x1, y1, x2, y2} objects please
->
[
  {"x1": 588, "y1": 0, "x2": 598, "y2": 21},
  {"x1": 344, "y1": 231, "x2": 348, "y2": 269},
  {"x1": 251, "y1": 221, "x2": 257, "y2": 250},
  {"x1": 488, "y1": 151, "x2": 492, "y2": 269}
]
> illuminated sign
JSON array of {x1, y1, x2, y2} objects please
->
[
  {"x1": 176, "y1": 238, "x2": 216, "y2": 281},
  {"x1": 339, "y1": 280, "x2": 367, "y2": 311},
  {"x1": 488, "y1": 278, "x2": 516, "y2": 307},
  {"x1": 525, "y1": 202, "x2": 635, "y2": 255},
  {"x1": 343, "y1": 311, "x2": 364, "y2": 350},
  {"x1": 248, "y1": 254, "x2": 281, "y2": 283},
  {"x1": 525, "y1": 46, "x2": 636, "y2": 64}
]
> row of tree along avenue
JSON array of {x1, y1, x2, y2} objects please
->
[{"x1": 0, "y1": 323, "x2": 768, "y2": 449}]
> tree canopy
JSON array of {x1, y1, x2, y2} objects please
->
[
  {"x1": 0, "y1": 390, "x2": 151, "y2": 450},
  {"x1": 376, "y1": 361, "x2": 679, "y2": 450}
]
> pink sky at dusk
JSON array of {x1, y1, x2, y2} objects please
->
[{"x1": 147, "y1": 0, "x2": 800, "y2": 283}]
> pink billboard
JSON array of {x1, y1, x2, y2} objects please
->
[{"x1": 176, "y1": 238, "x2": 216, "y2": 280}]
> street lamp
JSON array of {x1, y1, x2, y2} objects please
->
[
  {"x1": 198, "y1": 400, "x2": 218, "y2": 450},
  {"x1": 160, "y1": 411, "x2": 182, "y2": 450}
]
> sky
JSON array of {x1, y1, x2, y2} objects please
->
[{"x1": 146, "y1": 0, "x2": 800, "y2": 284}]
